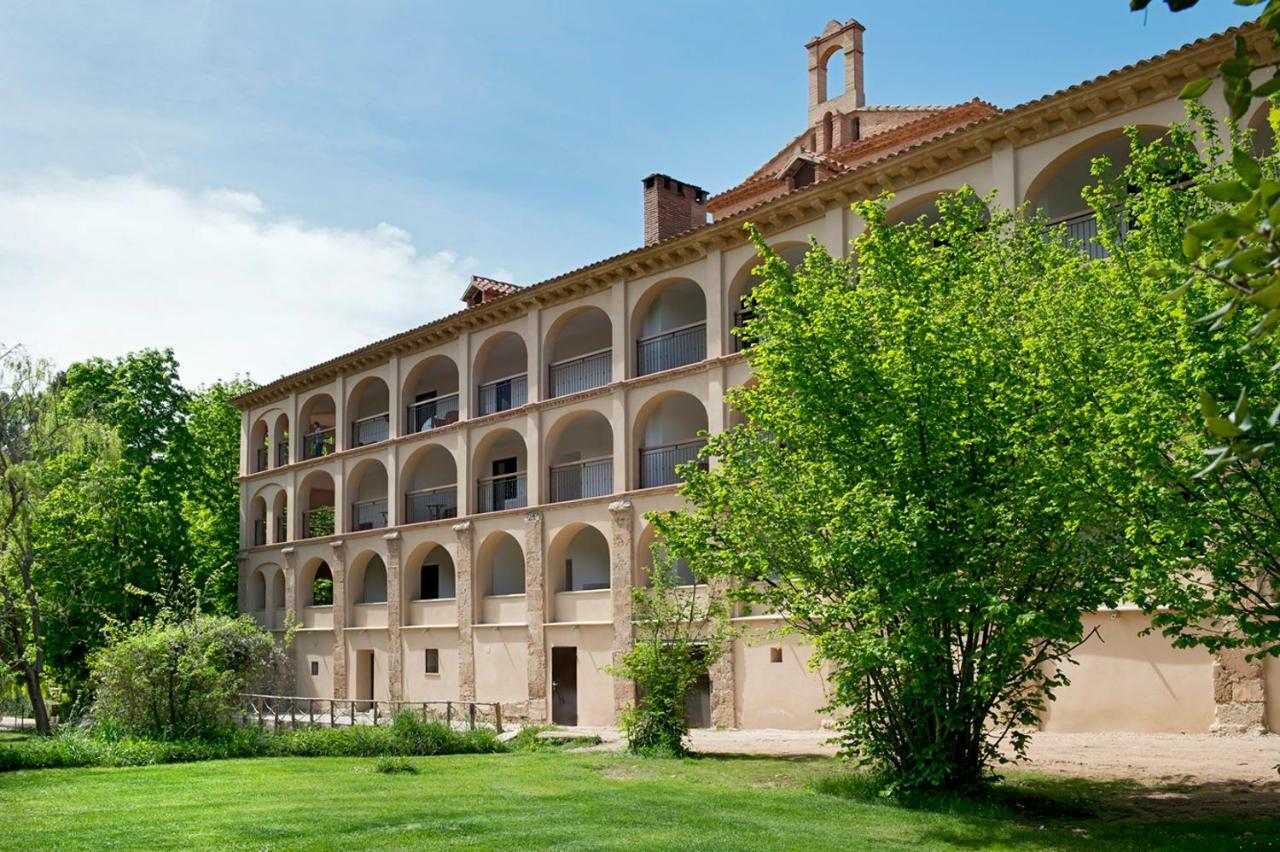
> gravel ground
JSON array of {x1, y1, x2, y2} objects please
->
[{"x1": 572, "y1": 726, "x2": 1280, "y2": 786}]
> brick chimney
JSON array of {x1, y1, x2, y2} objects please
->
[{"x1": 642, "y1": 174, "x2": 708, "y2": 246}]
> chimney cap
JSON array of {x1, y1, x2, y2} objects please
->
[{"x1": 642, "y1": 173, "x2": 708, "y2": 202}]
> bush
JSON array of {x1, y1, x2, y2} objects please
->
[
  {"x1": 89, "y1": 614, "x2": 288, "y2": 740},
  {"x1": 0, "y1": 711, "x2": 501, "y2": 772},
  {"x1": 373, "y1": 756, "x2": 418, "y2": 774}
]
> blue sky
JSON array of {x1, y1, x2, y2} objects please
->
[{"x1": 0, "y1": 1, "x2": 1254, "y2": 385}]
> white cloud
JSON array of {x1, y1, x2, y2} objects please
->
[{"x1": 0, "y1": 173, "x2": 493, "y2": 387}]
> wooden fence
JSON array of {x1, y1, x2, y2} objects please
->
[{"x1": 238, "y1": 694, "x2": 503, "y2": 733}]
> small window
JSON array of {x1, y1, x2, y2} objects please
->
[
  {"x1": 425, "y1": 648, "x2": 440, "y2": 675},
  {"x1": 770, "y1": 647, "x2": 783, "y2": 664},
  {"x1": 310, "y1": 660, "x2": 320, "y2": 676}
]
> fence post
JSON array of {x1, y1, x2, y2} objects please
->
[
  {"x1": 446, "y1": 702, "x2": 453, "y2": 728},
  {"x1": 495, "y1": 703, "x2": 503, "y2": 734},
  {"x1": 469, "y1": 703, "x2": 476, "y2": 731},
  {"x1": 309, "y1": 699, "x2": 315, "y2": 727},
  {"x1": 329, "y1": 700, "x2": 335, "y2": 729},
  {"x1": 372, "y1": 700, "x2": 379, "y2": 726}
]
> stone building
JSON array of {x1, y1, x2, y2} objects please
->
[{"x1": 235, "y1": 18, "x2": 1280, "y2": 733}]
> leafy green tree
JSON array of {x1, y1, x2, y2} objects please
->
[
  {"x1": 606, "y1": 549, "x2": 730, "y2": 757},
  {"x1": 654, "y1": 191, "x2": 1138, "y2": 792},
  {"x1": 184, "y1": 378, "x2": 256, "y2": 614}
]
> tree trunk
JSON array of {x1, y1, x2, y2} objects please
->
[{"x1": 22, "y1": 664, "x2": 51, "y2": 736}]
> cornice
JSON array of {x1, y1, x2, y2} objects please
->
[{"x1": 234, "y1": 24, "x2": 1265, "y2": 413}]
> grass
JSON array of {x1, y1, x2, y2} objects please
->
[{"x1": 1, "y1": 751, "x2": 1277, "y2": 850}]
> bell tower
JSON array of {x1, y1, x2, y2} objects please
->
[{"x1": 806, "y1": 19, "x2": 865, "y2": 129}]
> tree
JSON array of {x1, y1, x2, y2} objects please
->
[
  {"x1": 654, "y1": 190, "x2": 1137, "y2": 792},
  {"x1": 606, "y1": 549, "x2": 730, "y2": 756},
  {"x1": 0, "y1": 346, "x2": 72, "y2": 734},
  {"x1": 184, "y1": 378, "x2": 256, "y2": 614}
]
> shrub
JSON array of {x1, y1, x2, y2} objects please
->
[
  {"x1": 89, "y1": 614, "x2": 289, "y2": 740},
  {"x1": 374, "y1": 756, "x2": 418, "y2": 774}
]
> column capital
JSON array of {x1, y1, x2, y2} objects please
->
[
  {"x1": 452, "y1": 520, "x2": 473, "y2": 535},
  {"x1": 607, "y1": 499, "x2": 633, "y2": 516}
]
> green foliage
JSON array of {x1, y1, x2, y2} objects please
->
[
  {"x1": 656, "y1": 189, "x2": 1137, "y2": 793},
  {"x1": 373, "y1": 755, "x2": 419, "y2": 774},
  {"x1": 606, "y1": 551, "x2": 730, "y2": 757},
  {"x1": 0, "y1": 710, "x2": 502, "y2": 771},
  {"x1": 88, "y1": 613, "x2": 288, "y2": 740}
]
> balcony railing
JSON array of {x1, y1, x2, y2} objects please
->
[
  {"x1": 252, "y1": 520, "x2": 266, "y2": 547},
  {"x1": 275, "y1": 515, "x2": 287, "y2": 544},
  {"x1": 549, "y1": 456, "x2": 613, "y2": 503},
  {"x1": 276, "y1": 440, "x2": 289, "y2": 467},
  {"x1": 732, "y1": 307, "x2": 755, "y2": 353},
  {"x1": 407, "y1": 393, "x2": 460, "y2": 433},
  {"x1": 351, "y1": 498, "x2": 388, "y2": 531},
  {"x1": 301, "y1": 506, "x2": 335, "y2": 539},
  {"x1": 477, "y1": 374, "x2": 528, "y2": 416},
  {"x1": 1049, "y1": 209, "x2": 1130, "y2": 261},
  {"x1": 254, "y1": 447, "x2": 268, "y2": 472},
  {"x1": 639, "y1": 438, "x2": 707, "y2": 489},
  {"x1": 548, "y1": 350, "x2": 611, "y2": 398},
  {"x1": 637, "y1": 322, "x2": 706, "y2": 376},
  {"x1": 351, "y1": 412, "x2": 390, "y2": 448},
  {"x1": 405, "y1": 486, "x2": 458, "y2": 524},
  {"x1": 477, "y1": 473, "x2": 527, "y2": 513},
  {"x1": 301, "y1": 428, "x2": 335, "y2": 461}
]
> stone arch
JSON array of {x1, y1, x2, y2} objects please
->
[
  {"x1": 247, "y1": 567, "x2": 268, "y2": 610},
  {"x1": 633, "y1": 278, "x2": 707, "y2": 376},
  {"x1": 401, "y1": 443, "x2": 458, "y2": 523},
  {"x1": 544, "y1": 409, "x2": 614, "y2": 502},
  {"x1": 298, "y1": 392, "x2": 337, "y2": 460},
  {"x1": 1249, "y1": 102, "x2": 1276, "y2": 158},
  {"x1": 476, "y1": 531, "x2": 525, "y2": 598},
  {"x1": 633, "y1": 391, "x2": 708, "y2": 489},
  {"x1": 301, "y1": 558, "x2": 334, "y2": 606},
  {"x1": 270, "y1": 489, "x2": 288, "y2": 543},
  {"x1": 249, "y1": 417, "x2": 270, "y2": 473},
  {"x1": 402, "y1": 354, "x2": 460, "y2": 433},
  {"x1": 547, "y1": 523, "x2": 611, "y2": 593},
  {"x1": 270, "y1": 568, "x2": 285, "y2": 618},
  {"x1": 1024, "y1": 125, "x2": 1172, "y2": 217},
  {"x1": 544, "y1": 306, "x2": 613, "y2": 398},
  {"x1": 473, "y1": 427, "x2": 528, "y2": 513},
  {"x1": 271, "y1": 412, "x2": 290, "y2": 467},
  {"x1": 249, "y1": 492, "x2": 269, "y2": 547},
  {"x1": 404, "y1": 541, "x2": 456, "y2": 602},
  {"x1": 346, "y1": 375, "x2": 391, "y2": 449},
  {"x1": 474, "y1": 331, "x2": 529, "y2": 415},
  {"x1": 297, "y1": 469, "x2": 335, "y2": 539},
  {"x1": 821, "y1": 44, "x2": 845, "y2": 102},
  {"x1": 635, "y1": 523, "x2": 696, "y2": 587},
  {"x1": 347, "y1": 457, "x2": 388, "y2": 532},
  {"x1": 726, "y1": 242, "x2": 807, "y2": 353},
  {"x1": 348, "y1": 550, "x2": 388, "y2": 606}
]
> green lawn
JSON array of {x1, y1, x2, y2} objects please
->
[{"x1": 1, "y1": 750, "x2": 1277, "y2": 850}]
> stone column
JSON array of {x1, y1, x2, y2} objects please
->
[
  {"x1": 280, "y1": 546, "x2": 298, "y2": 695},
  {"x1": 708, "y1": 577, "x2": 737, "y2": 729},
  {"x1": 608, "y1": 500, "x2": 636, "y2": 717},
  {"x1": 1212, "y1": 648, "x2": 1266, "y2": 734},
  {"x1": 330, "y1": 539, "x2": 348, "y2": 699},
  {"x1": 236, "y1": 552, "x2": 249, "y2": 614},
  {"x1": 525, "y1": 509, "x2": 548, "y2": 722},
  {"x1": 384, "y1": 531, "x2": 404, "y2": 702},
  {"x1": 453, "y1": 520, "x2": 476, "y2": 701}
]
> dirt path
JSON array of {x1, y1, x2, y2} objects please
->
[{"x1": 574, "y1": 727, "x2": 1280, "y2": 786}]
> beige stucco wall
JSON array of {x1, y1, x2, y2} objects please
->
[
  {"x1": 294, "y1": 631, "x2": 335, "y2": 699},
  {"x1": 401, "y1": 628, "x2": 460, "y2": 702},
  {"x1": 733, "y1": 622, "x2": 830, "y2": 730},
  {"x1": 1040, "y1": 611, "x2": 1215, "y2": 733},
  {"x1": 544, "y1": 623, "x2": 615, "y2": 726},
  {"x1": 1266, "y1": 654, "x2": 1280, "y2": 734},
  {"x1": 474, "y1": 626, "x2": 528, "y2": 704}
]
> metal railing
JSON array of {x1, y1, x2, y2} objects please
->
[
  {"x1": 548, "y1": 350, "x2": 611, "y2": 398},
  {"x1": 252, "y1": 520, "x2": 267, "y2": 547},
  {"x1": 255, "y1": 447, "x2": 269, "y2": 472},
  {"x1": 1048, "y1": 209, "x2": 1130, "y2": 261},
  {"x1": 351, "y1": 412, "x2": 390, "y2": 448},
  {"x1": 639, "y1": 438, "x2": 707, "y2": 488},
  {"x1": 276, "y1": 440, "x2": 289, "y2": 467},
  {"x1": 302, "y1": 506, "x2": 335, "y2": 539},
  {"x1": 238, "y1": 694, "x2": 503, "y2": 733},
  {"x1": 477, "y1": 473, "x2": 527, "y2": 513},
  {"x1": 407, "y1": 393, "x2": 460, "y2": 433},
  {"x1": 275, "y1": 515, "x2": 287, "y2": 544},
  {"x1": 302, "y1": 427, "x2": 335, "y2": 460},
  {"x1": 405, "y1": 486, "x2": 458, "y2": 524},
  {"x1": 549, "y1": 457, "x2": 613, "y2": 503},
  {"x1": 351, "y1": 498, "x2": 388, "y2": 531},
  {"x1": 637, "y1": 322, "x2": 706, "y2": 376},
  {"x1": 732, "y1": 307, "x2": 755, "y2": 353},
  {"x1": 477, "y1": 374, "x2": 528, "y2": 415}
]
